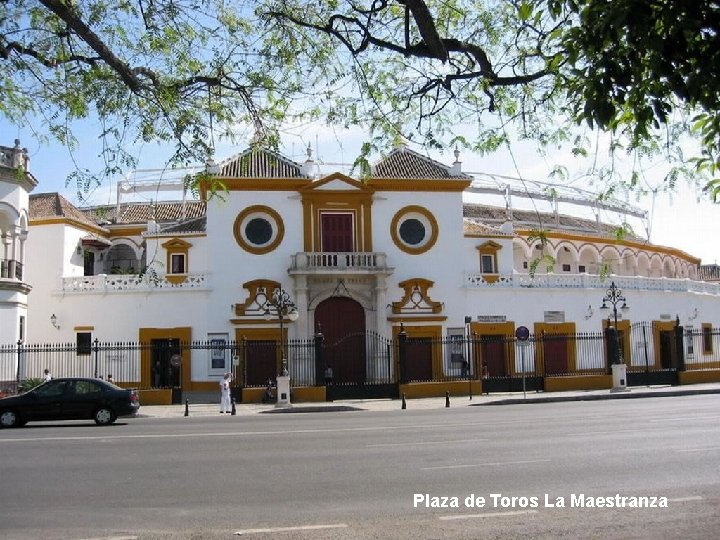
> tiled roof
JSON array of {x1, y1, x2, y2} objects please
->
[
  {"x1": 463, "y1": 203, "x2": 642, "y2": 239},
  {"x1": 463, "y1": 219, "x2": 509, "y2": 236},
  {"x1": 371, "y1": 146, "x2": 471, "y2": 179},
  {"x1": 29, "y1": 193, "x2": 103, "y2": 229},
  {"x1": 81, "y1": 201, "x2": 206, "y2": 225},
  {"x1": 158, "y1": 216, "x2": 207, "y2": 234},
  {"x1": 219, "y1": 147, "x2": 307, "y2": 178}
]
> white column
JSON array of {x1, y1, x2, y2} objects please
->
[{"x1": 293, "y1": 274, "x2": 309, "y2": 338}]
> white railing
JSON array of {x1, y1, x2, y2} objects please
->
[
  {"x1": 290, "y1": 252, "x2": 392, "y2": 273},
  {"x1": 60, "y1": 273, "x2": 209, "y2": 293},
  {"x1": 464, "y1": 273, "x2": 720, "y2": 295}
]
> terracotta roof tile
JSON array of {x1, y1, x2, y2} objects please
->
[
  {"x1": 371, "y1": 147, "x2": 471, "y2": 179},
  {"x1": 29, "y1": 193, "x2": 102, "y2": 229},
  {"x1": 462, "y1": 203, "x2": 641, "y2": 239},
  {"x1": 219, "y1": 147, "x2": 307, "y2": 178}
]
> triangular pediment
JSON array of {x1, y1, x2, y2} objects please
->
[{"x1": 299, "y1": 172, "x2": 374, "y2": 194}]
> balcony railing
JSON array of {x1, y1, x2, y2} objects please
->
[
  {"x1": 290, "y1": 252, "x2": 393, "y2": 274},
  {"x1": 464, "y1": 272, "x2": 720, "y2": 295},
  {"x1": 60, "y1": 273, "x2": 209, "y2": 293}
]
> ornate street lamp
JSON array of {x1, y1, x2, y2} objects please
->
[
  {"x1": 600, "y1": 281, "x2": 629, "y2": 364},
  {"x1": 263, "y1": 287, "x2": 299, "y2": 375}
]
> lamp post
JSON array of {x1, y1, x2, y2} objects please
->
[
  {"x1": 600, "y1": 281, "x2": 630, "y2": 393},
  {"x1": 263, "y1": 287, "x2": 299, "y2": 376},
  {"x1": 600, "y1": 281, "x2": 629, "y2": 363}
]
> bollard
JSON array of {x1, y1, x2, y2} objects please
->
[
  {"x1": 231, "y1": 397, "x2": 237, "y2": 416},
  {"x1": 184, "y1": 399, "x2": 189, "y2": 417},
  {"x1": 445, "y1": 391, "x2": 450, "y2": 408},
  {"x1": 401, "y1": 393, "x2": 407, "y2": 410}
]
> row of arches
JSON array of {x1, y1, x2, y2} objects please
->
[{"x1": 513, "y1": 238, "x2": 697, "y2": 279}]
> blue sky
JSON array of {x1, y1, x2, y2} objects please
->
[{"x1": 3, "y1": 117, "x2": 719, "y2": 265}]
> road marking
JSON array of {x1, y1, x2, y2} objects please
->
[
  {"x1": 667, "y1": 496, "x2": 704, "y2": 503},
  {"x1": 439, "y1": 510, "x2": 538, "y2": 520},
  {"x1": 649, "y1": 415, "x2": 720, "y2": 423},
  {"x1": 367, "y1": 438, "x2": 487, "y2": 448},
  {"x1": 677, "y1": 446, "x2": 720, "y2": 453},
  {"x1": 421, "y1": 459, "x2": 550, "y2": 470},
  {"x1": 234, "y1": 523, "x2": 348, "y2": 535},
  {"x1": 0, "y1": 420, "x2": 535, "y2": 443}
]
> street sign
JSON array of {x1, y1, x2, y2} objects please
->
[{"x1": 515, "y1": 326, "x2": 530, "y2": 341}]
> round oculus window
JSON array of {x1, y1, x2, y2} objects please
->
[
  {"x1": 245, "y1": 217, "x2": 273, "y2": 246},
  {"x1": 233, "y1": 206, "x2": 284, "y2": 254},
  {"x1": 399, "y1": 218, "x2": 426, "y2": 245},
  {"x1": 390, "y1": 205, "x2": 438, "y2": 255}
]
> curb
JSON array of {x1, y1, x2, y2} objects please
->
[{"x1": 475, "y1": 387, "x2": 720, "y2": 406}]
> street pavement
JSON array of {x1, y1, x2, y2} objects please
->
[{"x1": 140, "y1": 382, "x2": 720, "y2": 418}]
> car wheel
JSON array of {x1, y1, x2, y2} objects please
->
[
  {"x1": 94, "y1": 407, "x2": 116, "y2": 425},
  {"x1": 0, "y1": 409, "x2": 21, "y2": 428}
]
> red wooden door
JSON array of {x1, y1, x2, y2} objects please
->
[
  {"x1": 482, "y1": 337, "x2": 507, "y2": 377},
  {"x1": 315, "y1": 297, "x2": 366, "y2": 383},
  {"x1": 405, "y1": 338, "x2": 434, "y2": 381},
  {"x1": 321, "y1": 213, "x2": 354, "y2": 252},
  {"x1": 543, "y1": 335, "x2": 568, "y2": 374}
]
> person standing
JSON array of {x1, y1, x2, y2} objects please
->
[
  {"x1": 219, "y1": 372, "x2": 232, "y2": 414},
  {"x1": 43, "y1": 369, "x2": 52, "y2": 382}
]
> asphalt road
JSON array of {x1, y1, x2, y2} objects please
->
[{"x1": 1, "y1": 395, "x2": 719, "y2": 539}]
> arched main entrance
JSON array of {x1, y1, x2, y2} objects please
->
[{"x1": 315, "y1": 296, "x2": 366, "y2": 385}]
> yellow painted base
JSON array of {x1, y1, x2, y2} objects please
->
[
  {"x1": 544, "y1": 375, "x2": 612, "y2": 392},
  {"x1": 400, "y1": 381, "x2": 482, "y2": 399},
  {"x1": 138, "y1": 389, "x2": 173, "y2": 405},
  {"x1": 679, "y1": 370, "x2": 720, "y2": 385}
]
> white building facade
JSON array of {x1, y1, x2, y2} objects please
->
[{"x1": 2, "y1": 141, "x2": 719, "y2": 399}]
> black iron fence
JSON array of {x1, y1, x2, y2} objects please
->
[{"x1": 2, "y1": 323, "x2": 719, "y2": 395}]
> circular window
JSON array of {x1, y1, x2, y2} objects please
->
[
  {"x1": 233, "y1": 206, "x2": 284, "y2": 254},
  {"x1": 399, "y1": 219, "x2": 426, "y2": 245},
  {"x1": 245, "y1": 218, "x2": 273, "y2": 245},
  {"x1": 390, "y1": 205, "x2": 438, "y2": 254}
]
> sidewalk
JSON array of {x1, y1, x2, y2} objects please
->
[{"x1": 138, "y1": 383, "x2": 720, "y2": 418}]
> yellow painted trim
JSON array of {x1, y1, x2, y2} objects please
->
[
  {"x1": 601, "y1": 319, "x2": 631, "y2": 366},
  {"x1": 390, "y1": 205, "x2": 439, "y2": 255},
  {"x1": 679, "y1": 370, "x2": 720, "y2": 385},
  {"x1": 139, "y1": 327, "x2": 192, "y2": 391},
  {"x1": 233, "y1": 205, "x2": 285, "y2": 255},
  {"x1": 391, "y1": 278, "x2": 443, "y2": 314},
  {"x1": 400, "y1": 381, "x2": 482, "y2": 399},
  {"x1": 162, "y1": 237, "x2": 191, "y2": 278},
  {"x1": 234, "y1": 327, "x2": 287, "y2": 386},
  {"x1": 702, "y1": 323, "x2": 714, "y2": 355},
  {"x1": 108, "y1": 226, "x2": 146, "y2": 237},
  {"x1": 544, "y1": 375, "x2": 612, "y2": 392},
  {"x1": 387, "y1": 316, "x2": 448, "y2": 322},
  {"x1": 292, "y1": 387, "x2": 327, "y2": 402},
  {"x1": 30, "y1": 217, "x2": 108, "y2": 236},
  {"x1": 137, "y1": 389, "x2": 172, "y2": 405},
  {"x1": 651, "y1": 320, "x2": 676, "y2": 370},
  {"x1": 534, "y1": 322, "x2": 578, "y2": 373},
  {"x1": 369, "y1": 178, "x2": 471, "y2": 192},
  {"x1": 190, "y1": 381, "x2": 222, "y2": 392},
  {"x1": 299, "y1": 177, "x2": 375, "y2": 252},
  {"x1": 207, "y1": 178, "x2": 311, "y2": 192},
  {"x1": 73, "y1": 326, "x2": 95, "y2": 331},
  {"x1": 234, "y1": 279, "x2": 280, "y2": 317},
  {"x1": 516, "y1": 229, "x2": 700, "y2": 264},
  {"x1": 470, "y1": 321, "x2": 516, "y2": 376},
  {"x1": 393, "y1": 324, "x2": 443, "y2": 379}
]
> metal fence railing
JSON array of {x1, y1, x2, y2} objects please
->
[{"x1": 2, "y1": 323, "x2": 719, "y2": 395}]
